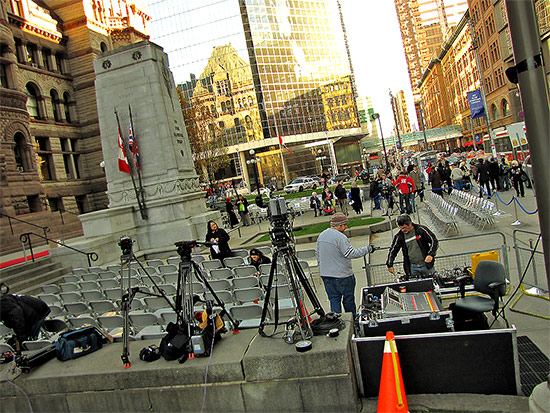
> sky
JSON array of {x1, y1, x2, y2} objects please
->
[{"x1": 339, "y1": 0, "x2": 416, "y2": 137}]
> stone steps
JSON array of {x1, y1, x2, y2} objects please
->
[{"x1": 0, "y1": 257, "x2": 71, "y2": 296}]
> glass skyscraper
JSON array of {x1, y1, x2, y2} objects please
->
[{"x1": 144, "y1": 0, "x2": 361, "y2": 188}]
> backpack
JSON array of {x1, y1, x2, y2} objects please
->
[{"x1": 159, "y1": 322, "x2": 191, "y2": 361}]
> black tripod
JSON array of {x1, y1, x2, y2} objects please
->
[
  {"x1": 174, "y1": 241, "x2": 239, "y2": 343},
  {"x1": 259, "y1": 241, "x2": 325, "y2": 350},
  {"x1": 119, "y1": 237, "x2": 176, "y2": 368}
]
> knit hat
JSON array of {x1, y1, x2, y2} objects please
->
[{"x1": 330, "y1": 212, "x2": 348, "y2": 226}]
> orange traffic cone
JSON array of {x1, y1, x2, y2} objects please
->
[{"x1": 377, "y1": 331, "x2": 408, "y2": 413}]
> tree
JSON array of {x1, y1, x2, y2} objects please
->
[{"x1": 177, "y1": 88, "x2": 230, "y2": 188}]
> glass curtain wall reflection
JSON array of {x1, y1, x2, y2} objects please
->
[{"x1": 145, "y1": 0, "x2": 360, "y2": 186}]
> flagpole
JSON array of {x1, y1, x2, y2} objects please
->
[
  {"x1": 115, "y1": 108, "x2": 147, "y2": 220},
  {"x1": 129, "y1": 104, "x2": 148, "y2": 219},
  {"x1": 273, "y1": 117, "x2": 288, "y2": 187}
]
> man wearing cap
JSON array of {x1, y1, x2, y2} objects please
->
[
  {"x1": 386, "y1": 214, "x2": 439, "y2": 280},
  {"x1": 316, "y1": 212, "x2": 377, "y2": 317}
]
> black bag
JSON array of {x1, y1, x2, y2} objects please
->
[
  {"x1": 159, "y1": 322, "x2": 190, "y2": 361},
  {"x1": 311, "y1": 313, "x2": 346, "y2": 336},
  {"x1": 520, "y1": 172, "x2": 529, "y2": 182},
  {"x1": 55, "y1": 326, "x2": 103, "y2": 361},
  {"x1": 139, "y1": 345, "x2": 161, "y2": 362}
]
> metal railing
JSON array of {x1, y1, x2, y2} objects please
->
[
  {"x1": 364, "y1": 231, "x2": 509, "y2": 287},
  {"x1": 19, "y1": 232, "x2": 98, "y2": 267},
  {"x1": 510, "y1": 229, "x2": 548, "y2": 320},
  {"x1": 0, "y1": 212, "x2": 50, "y2": 239}
]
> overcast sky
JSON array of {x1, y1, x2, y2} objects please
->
[{"x1": 340, "y1": 0, "x2": 416, "y2": 136}]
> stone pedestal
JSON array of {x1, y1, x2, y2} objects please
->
[{"x1": 74, "y1": 40, "x2": 218, "y2": 262}]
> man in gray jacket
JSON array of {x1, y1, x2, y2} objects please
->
[{"x1": 316, "y1": 213, "x2": 377, "y2": 317}]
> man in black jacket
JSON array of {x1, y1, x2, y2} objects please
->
[
  {"x1": 475, "y1": 158, "x2": 492, "y2": 198},
  {"x1": 386, "y1": 215, "x2": 439, "y2": 280},
  {"x1": 334, "y1": 180, "x2": 348, "y2": 215},
  {"x1": 0, "y1": 293, "x2": 50, "y2": 351}
]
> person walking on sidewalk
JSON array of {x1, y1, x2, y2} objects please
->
[
  {"x1": 393, "y1": 171, "x2": 415, "y2": 214},
  {"x1": 510, "y1": 160, "x2": 525, "y2": 197},
  {"x1": 334, "y1": 179, "x2": 349, "y2": 215},
  {"x1": 386, "y1": 214, "x2": 439, "y2": 280},
  {"x1": 349, "y1": 181, "x2": 363, "y2": 214},
  {"x1": 316, "y1": 213, "x2": 378, "y2": 317},
  {"x1": 310, "y1": 192, "x2": 322, "y2": 217}
]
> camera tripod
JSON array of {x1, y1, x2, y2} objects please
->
[
  {"x1": 119, "y1": 237, "x2": 176, "y2": 368},
  {"x1": 258, "y1": 242, "x2": 325, "y2": 351},
  {"x1": 174, "y1": 241, "x2": 239, "y2": 343}
]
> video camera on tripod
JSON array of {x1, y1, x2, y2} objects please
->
[
  {"x1": 174, "y1": 240, "x2": 212, "y2": 259},
  {"x1": 260, "y1": 197, "x2": 326, "y2": 352},
  {"x1": 267, "y1": 197, "x2": 295, "y2": 248}
]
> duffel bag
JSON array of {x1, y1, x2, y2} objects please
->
[{"x1": 55, "y1": 326, "x2": 103, "y2": 361}]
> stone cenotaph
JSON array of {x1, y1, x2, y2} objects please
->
[{"x1": 72, "y1": 40, "x2": 218, "y2": 265}]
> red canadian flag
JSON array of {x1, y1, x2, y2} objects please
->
[
  {"x1": 279, "y1": 134, "x2": 293, "y2": 154},
  {"x1": 118, "y1": 127, "x2": 130, "y2": 174}
]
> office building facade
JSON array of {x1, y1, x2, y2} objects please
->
[{"x1": 145, "y1": 0, "x2": 363, "y2": 190}]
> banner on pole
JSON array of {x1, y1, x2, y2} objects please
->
[{"x1": 467, "y1": 89, "x2": 485, "y2": 119}]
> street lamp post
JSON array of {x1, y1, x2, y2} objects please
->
[
  {"x1": 247, "y1": 149, "x2": 261, "y2": 196},
  {"x1": 418, "y1": 100, "x2": 430, "y2": 151},
  {"x1": 371, "y1": 113, "x2": 389, "y2": 171},
  {"x1": 316, "y1": 149, "x2": 327, "y2": 175}
]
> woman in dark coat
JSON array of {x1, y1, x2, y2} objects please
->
[
  {"x1": 429, "y1": 168, "x2": 443, "y2": 197},
  {"x1": 509, "y1": 160, "x2": 525, "y2": 197},
  {"x1": 349, "y1": 181, "x2": 363, "y2": 214},
  {"x1": 248, "y1": 248, "x2": 271, "y2": 274},
  {"x1": 225, "y1": 198, "x2": 239, "y2": 228},
  {"x1": 206, "y1": 221, "x2": 233, "y2": 262}
]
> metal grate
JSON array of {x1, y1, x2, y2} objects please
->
[{"x1": 517, "y1": 335, "x2": 550, "y2": 396}]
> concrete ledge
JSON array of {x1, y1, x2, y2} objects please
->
[{"x1": 0, "y1": 319, "x2": 359, "y2": 412}]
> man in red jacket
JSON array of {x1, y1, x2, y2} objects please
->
[{"x1": 393, "y1": 171, "x2": 415, "y2": 214}]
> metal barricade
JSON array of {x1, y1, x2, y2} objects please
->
[
  {"x1": 364, "y1": 231, "x2": 509, "y2": 287},
  {"x1": 510, "y1": 229, "x2": 549, "y2": 320}
]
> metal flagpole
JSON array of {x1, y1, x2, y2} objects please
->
[
  {"x1": 273, "y1": 117, "x2": 289, "y2": 187},
  {"x1": 128, "y1": 104, "x2": 148, "y2": 219},
  {"x1": 115, "y1": 108, "x2": 147, "y2": 220}
]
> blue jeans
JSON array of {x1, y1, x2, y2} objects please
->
[
  {"x1": 373, "y1": 195, "x2": 381, "y2": 210},
  {"x1": 321, "y1": 275, "x2": 356, "y2": 316},
  {"x1": 399, "y1": 193, "x2": 413, "y2": 214},
  {"x1": 30, "y1": 315, "x2": 48, "y2": 339},
  {"x1": 410, "y1": 263, "x2": 436, "y2": 278}
]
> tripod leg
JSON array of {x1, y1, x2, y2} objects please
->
[
  {"x1": 120, "y1": 250, "x2": 133, "y2": 368},
  {"x1": 259, "y1": 250, "x2": 278, "y2": 336},
  {"x1": 289, "y1": 252, "x2": 325, "y2": 318}
]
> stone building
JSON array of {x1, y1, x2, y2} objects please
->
[{"x1": 0, "y1": 0, "x2": 148, "y2": 253}]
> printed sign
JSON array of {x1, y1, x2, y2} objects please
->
[{"x1": 467, "y1": 90, "x2": 485, "y2": 119}]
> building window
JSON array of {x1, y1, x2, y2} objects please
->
[
  {"x1": 50, "y1": 89, "x2": 62, "y2": 122},
  {"x1": 27, "y1": 195, "x2": 43, "y2": 213},
  {"x1": 47, "y1": 197, "x2": 63, "y2": 212},
  {"x1": 502, "y1": 99, "x2": 510, "y2": 116},
  {"x1": 55, "y1": 53, "x2": 64, "y2": 74},
  {"x1": 491, "y1": 103, "x2": 499, "y2": 121},
  {"x1": 14, "y1": 132, "x2": 30, "y2": 172},
  {"x1": 35, "y1": 136, "x2": 55, "y2": 180},
  {"x1": 26, "y1": 43, "x2": 37, "y2": 65},
  {"x1": 41, "y1": 49, "x2": 52, "y2": 71},
  {"x1": 25, "y1": 83, "x2": 42, "y2": 119},
  {"x1": 75, "y1": 195, "x2": 87, "y2": 214},
  {"x1": 60, "y1": 138, "x2": 81, "y2": 179},
  {"x1": 100, "y1": 42, "x2": 108, "y2": 52},
  {"x1": 0, "y1": 63, "x2": 8, "y2": 88}
]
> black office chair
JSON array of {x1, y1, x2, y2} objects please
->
[{"x1": 455, "y1": 260, "x2": 509, "y2": 328}]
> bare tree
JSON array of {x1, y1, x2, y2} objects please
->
[{"x1": 178, "y1": 89, "x2": 230, "y2": 188}]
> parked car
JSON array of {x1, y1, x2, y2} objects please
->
[
  {"x1": 284, "y1": 177, "x2": 315, "y2": 193},
  {"x1": 331, "y1": 173, "x2": 351, "y2": 183},
  {"x1": 310, "y1": 176, "x2": 324, "y2": 188}
]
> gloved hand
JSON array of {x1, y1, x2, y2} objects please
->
[{"x1": 368, "y1": 245, "x2": 380, "y2": 253}]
